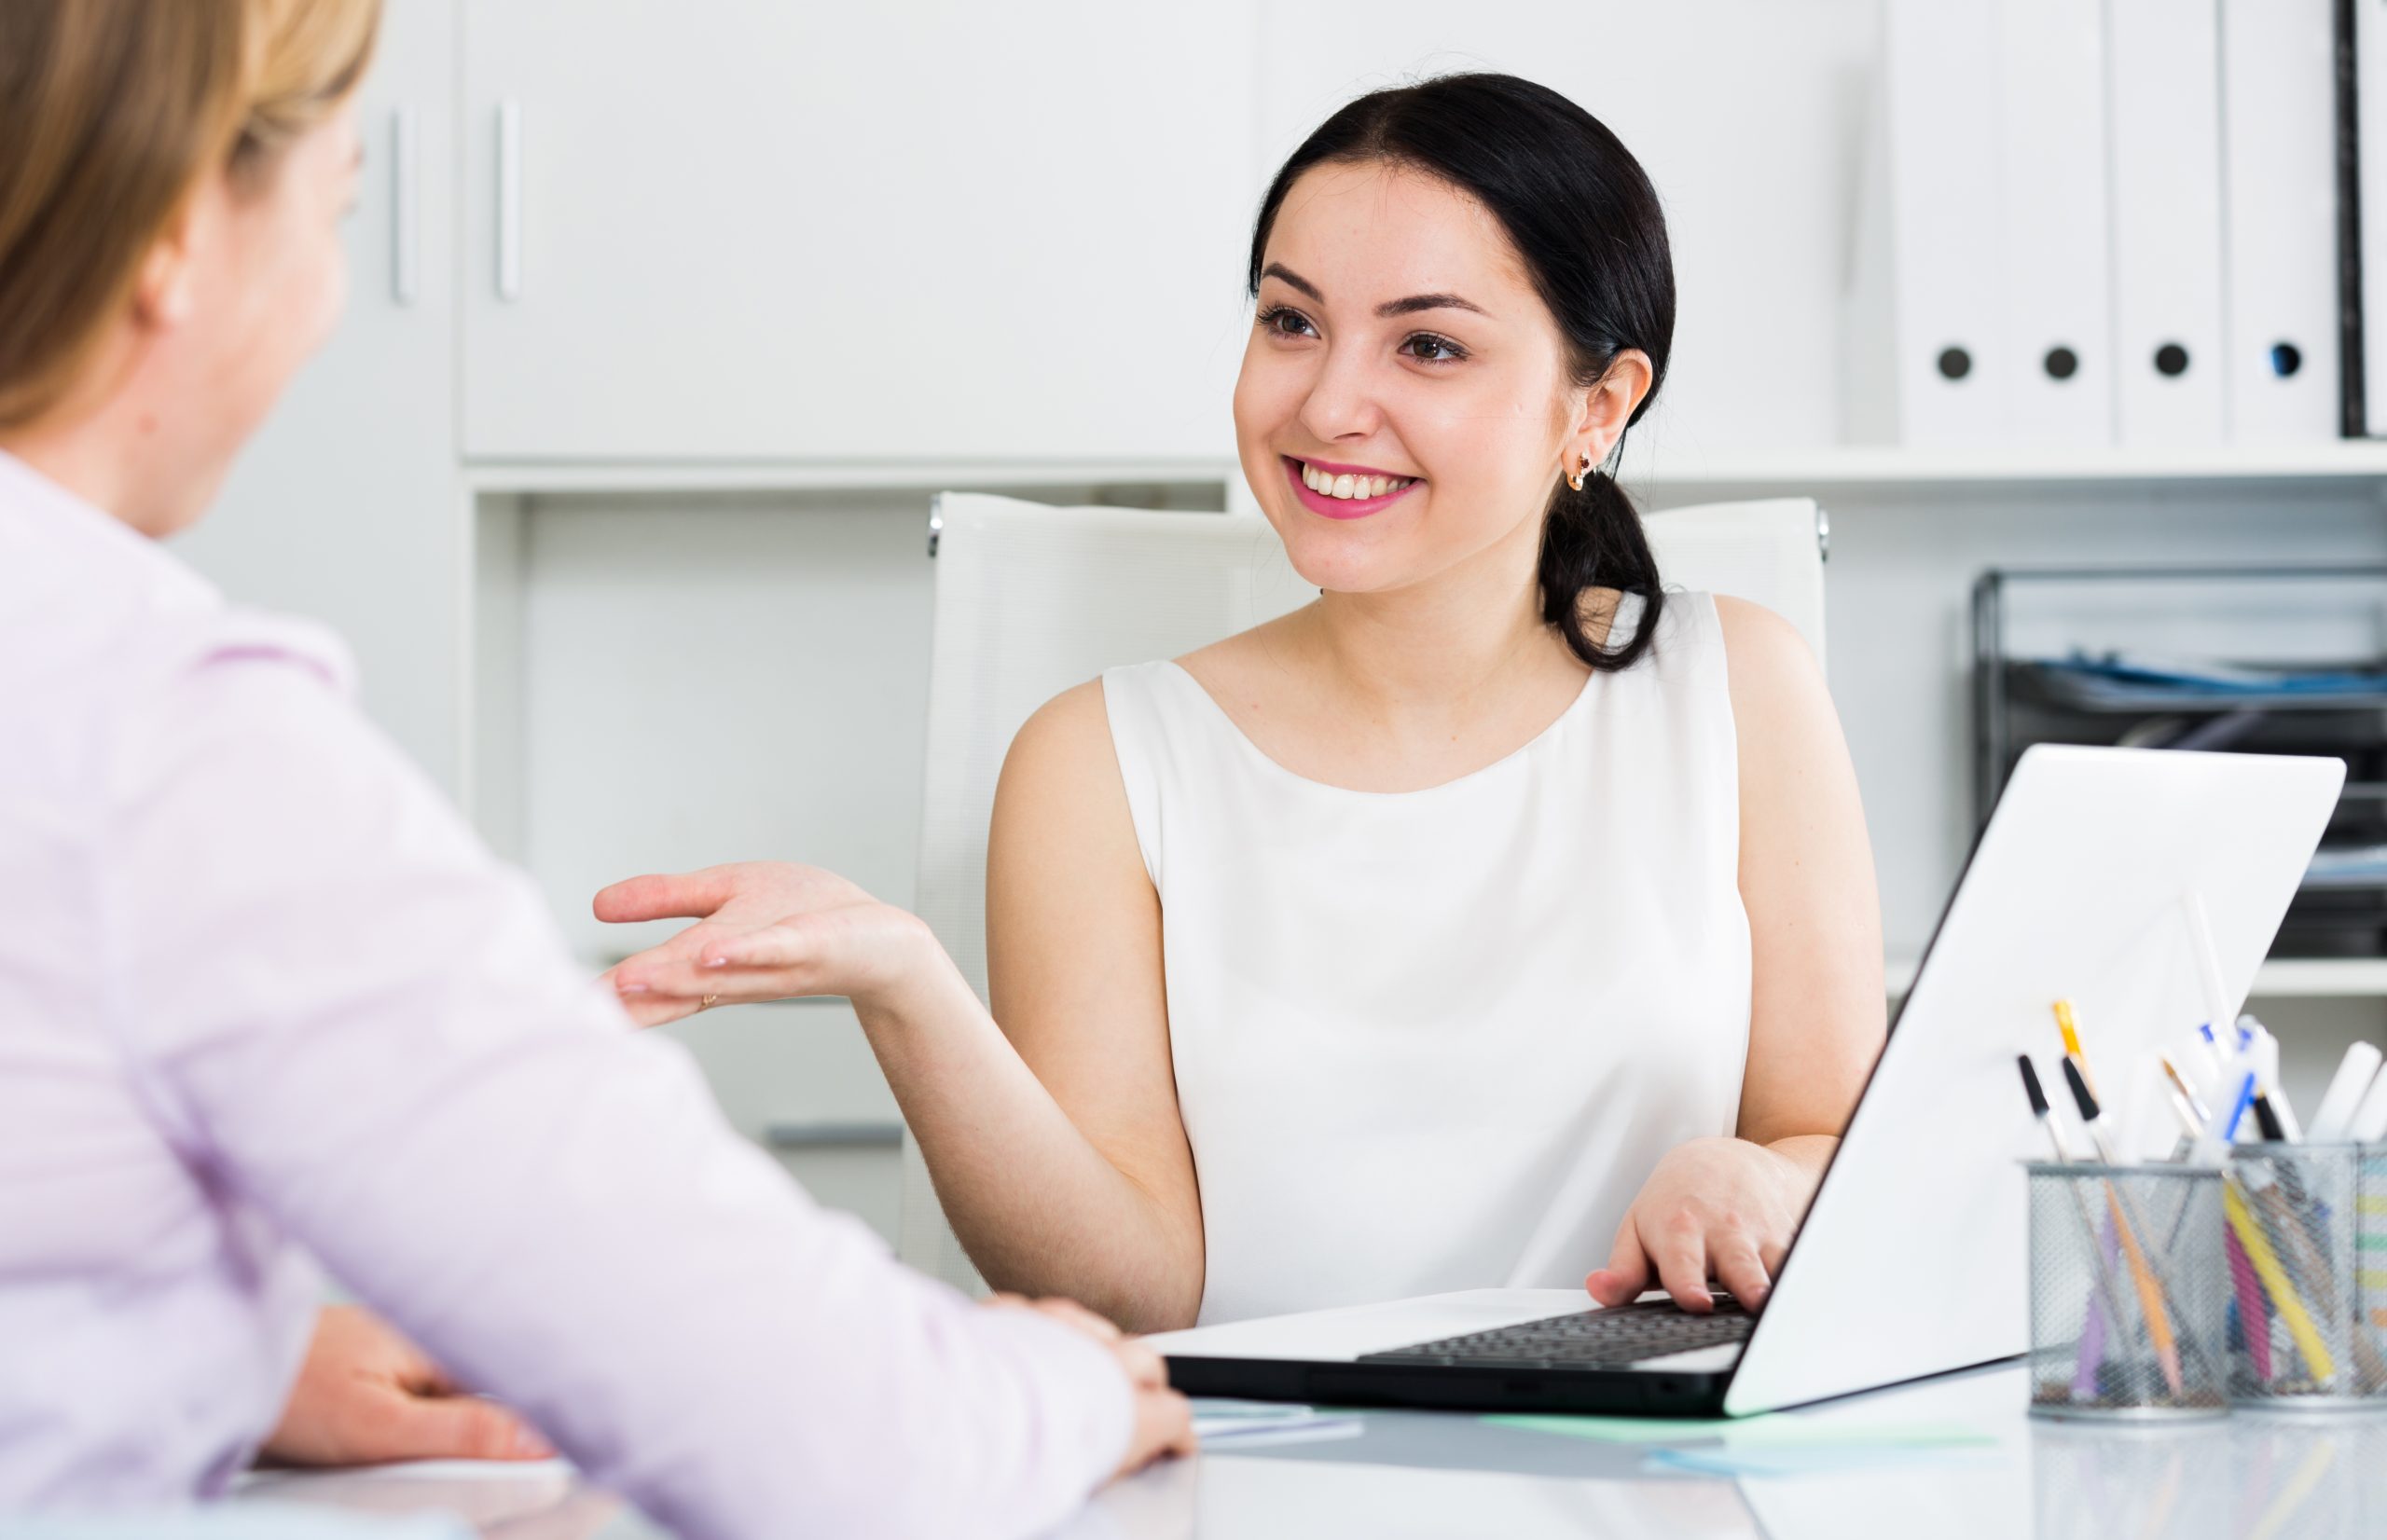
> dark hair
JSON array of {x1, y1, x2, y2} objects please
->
[{"x1": 1247, "y1": 73, "x2": 1675, "y2": 671}]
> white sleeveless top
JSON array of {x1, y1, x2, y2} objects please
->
[{"x1": 1101, "y1": 590, "x2": 1753, "y2": 1325}]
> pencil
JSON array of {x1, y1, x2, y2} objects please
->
[{"x1": 2224, "y1": 1180, "x2": 2338, "y2": 1387}]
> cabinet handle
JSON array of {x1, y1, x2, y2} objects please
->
[
  {"x1": 390, "y1": 105, "x2": 419, "y2": 307},
  {"x1": 496, "y1": 98, "x2": 523, "y2": 301}
]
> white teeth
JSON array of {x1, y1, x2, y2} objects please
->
[{"x1": 1299, "y1": 461, "x2": 1414, "y2": 500}]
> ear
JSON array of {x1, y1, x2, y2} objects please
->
[
  {"x1": 1561, "y1": 349, "x2": 1655, "y2": 476},
  {"x1": 128, "y1": 184, "x2": 214, "y2": 334}
]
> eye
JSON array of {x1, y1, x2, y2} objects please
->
[
  {"x1": 1257, "y1": 304, "x2": 1318, "y2": 340},
  {"x1": 1399, "y1": 332, "x2": 1468, "y2": 364}
]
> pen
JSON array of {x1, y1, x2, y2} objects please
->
[
  {"x1": 2350, "y1": 1064, "x2": 2387, "y2": 1146},
  {"x1": 2252, "y1": 1093, "x2": 2287, "y2": 1146},
  {"x1": 2223, "y1": 1179, "x2": 2339, "y2": 1388},
  {"x1": 2019, "y1": 1056, "x2": 2133, "y2": 1400},
  {"x1": 2242, "y1": 1017, "x2": 2305, "y2": 1142},
  {"x1": 2160, "y1": 1056, "x2": 2218, "y2": 1161},
  {"x1": 2061, "y1": 1059, "x2": 2184, "y2": 1396},
  {"x1": 2310, "y1": 1042, "x2": 2383, "y2": 1145},
  {"x1": 2221, "y1": 1071, "x2": 2257, "y2": 1145}
]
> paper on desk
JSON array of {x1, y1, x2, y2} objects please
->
[
  {"x1": 1645, "y1": 1438, "x2": 1998, "y2": 1478},
  {"x1": 1485, "y1": 1413, "x2": 1995, "y2": 1451},
  {"x1": 1483, "y1": 1413, "x2": 1743, "y2": 1443},
  {"x1": 1191, "y1": 1399, "x2": 1365, "y2": 1449}
]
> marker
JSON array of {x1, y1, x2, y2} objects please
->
[
  {"x1": 2350, "y1": 1062, "x2": 2387, "y2": 1145},
  {"x1": 2021, "y1": 1056, "x2": 2063, "y2": 1154},
  {"x1": 2309, "y1": 1042, "x2": 2382, "y2": 1144},
  {"x1": 2062, "y1": 1059, "x2": 2185, "y2": 1396}
]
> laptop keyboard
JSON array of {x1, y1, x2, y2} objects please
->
[{"x1": 1357, "y1": 1298, "x2": 1755, "y2": 1370}]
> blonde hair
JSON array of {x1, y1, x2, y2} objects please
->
[{"x1": 0, "y1": 0, "x2": 380, "y2": 430}]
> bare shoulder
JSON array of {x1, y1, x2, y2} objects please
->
[
  {"x1": 1708, "y1": 594, "x2": 1842, "y2": 781},
  {"x1": 1000, "y1": 677, "x2": 1118, "y2": 804},
  {"x1": 1709, "y1": 595, "x2": 1815, "y2": 679}
]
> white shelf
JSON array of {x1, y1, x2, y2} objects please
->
[
  {"x1": 1628, "y1": 442, "x2": 2387, "y2": 492},
  {"x1": 464, "y1": 444, "x2": 2387, "y2": 499},
  {"x1": 466, "y1": 459, "x2": 1239, "y2": 495},
  {"x1": 1884, "y1": 954, "x2": 2387, "y2": 1000}
]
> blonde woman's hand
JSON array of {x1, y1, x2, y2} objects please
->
[
  {"x1": 595, "y1": 861, "x2": 950, "y2": 1027},
  {"x1": 983, "y1": 1296, "x2": 1198, "y2": 1478},
  {"x1": 262, "y1": 1305, "x2": 553, "y2": 1467},
  {"x1": 1582, "y1": 1136, "x2": 1811, "y2": 1314}
]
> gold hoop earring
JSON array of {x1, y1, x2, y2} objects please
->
[{"x1": 1567, "y1": 452, "x2": 1592, "y2": 492}]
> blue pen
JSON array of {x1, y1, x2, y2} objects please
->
[{"x1": 2222, "y1": 1071, "x2": 2257, "y2": 1143}]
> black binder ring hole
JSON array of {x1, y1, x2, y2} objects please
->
[
  {"x1": 2042, "y1": 346, "x2": 2078, "y2": 382},
  {"x1": 2269, "y1": 342, "x2": 2303, "y2": 378},
  {"x1": 1936, "y1": 346, "x2": 1972, "y2": 381},
  {"x1": 2153, "y1": 342, "x2": 2190, "y2": 378}
]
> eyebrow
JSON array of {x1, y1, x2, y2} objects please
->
[{"x1": 1259, "y1": 263, "x2": 1490, "y2": 320}]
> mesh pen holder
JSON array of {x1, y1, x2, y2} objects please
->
[
  {"x1": 2224, "y1": 1143, "x2": 2387, "y2": 1407},
  {"x1": 2027, "y1": 1162, "x2": 2228, "y2": 1420}
]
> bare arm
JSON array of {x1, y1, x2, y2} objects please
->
[
  {"x1": 1720, "y1": 596, "x2": 1887, "y2": 1157},
  {"x1": 977, "y1": 681, "x2": 1206, "y2": 1329},
  {"x1": 1586, "y1": 596, "x2": 1885, "y2": 1311},
  {"x1": 601, "y1": 681, "x2": 1205, "y2": 1332}
]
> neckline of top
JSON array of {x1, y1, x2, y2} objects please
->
[{"x1": 1154, "y1": 591, "x2": 1649, "y2": 800}]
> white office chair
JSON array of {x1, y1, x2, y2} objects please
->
[{"x1": 900, "y1": 490, "x2": 1828, "y2": 1290}]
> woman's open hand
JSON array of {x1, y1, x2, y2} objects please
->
[
  {"x1": 595, "y1": 861, "x2": 945, "y2": 1027},
  {"x1": 1583, "y1": 1136, "x2": 1811, "y2": 1314}
]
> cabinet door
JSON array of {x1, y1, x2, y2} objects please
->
[
  {"x1": 460, "y1": 1, "x2": 1257, "y2": 463},
  {"x1": 180, "y1": 0, "x2": 465, "y2": 793},
  {"x1": 1250, "y1": 0, "x2": 1875, "y2": 457}
]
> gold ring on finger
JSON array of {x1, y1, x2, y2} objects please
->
[{"x1": 699, "y1": 994, "x2": 719, "y2": 1011}]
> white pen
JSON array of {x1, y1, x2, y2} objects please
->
[
  {"x1": 2350, "y1": 1062, "x2": 2387, "y2": 1146},
  {"x1": 2309, "y1": 1041, "x2": 2383, "y2": 1145}
]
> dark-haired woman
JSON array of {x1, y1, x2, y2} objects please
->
[{"x1": 605, "y1": 74, "x2": 1887, "y2": 1333}]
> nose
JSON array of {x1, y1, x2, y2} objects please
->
[{"x1": 1295, "y1": 340, "x2": 1385, "y2": 445}]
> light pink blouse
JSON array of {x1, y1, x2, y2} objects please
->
[{"x1": 0, "y1": 450, "x2": 1127, "y2": 1538}]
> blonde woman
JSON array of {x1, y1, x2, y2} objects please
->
[{"x1": 0, "y1": 1, "x2": 1186, "y2": 1531}]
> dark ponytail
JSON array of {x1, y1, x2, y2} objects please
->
[{"x1": 1248, "y1": 73, "x2": 1675, "y2": 672}]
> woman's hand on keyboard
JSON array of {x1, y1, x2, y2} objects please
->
[{"x1": 1582, "y1": 1136, "x2": 1808, "y2": 1314}]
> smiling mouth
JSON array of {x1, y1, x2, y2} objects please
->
[
  {"x1": 1290, "y1": 459, "x2": 1419, "y2": 501},
  {"x1": 1280, "y1": 456, "x2": 1424, "y2": 519}
]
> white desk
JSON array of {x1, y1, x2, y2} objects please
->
[{"x1": 239, "y1": 1359, "x2": 2387, "y2": 1539}]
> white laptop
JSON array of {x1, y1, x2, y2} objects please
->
[{"x1": 1150, "y1": 745, "x2": 2343, "y2": 1417}]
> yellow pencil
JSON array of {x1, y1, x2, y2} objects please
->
[
  {"x1": 2054, "y1": 999, "x2": 2099, "y2": 1099},
  {"x1": 2224, "y1": 1180, "x2": 2338, "y2": 1387}
]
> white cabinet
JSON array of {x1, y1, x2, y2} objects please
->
[
  {"x1": 460, "y1": 0, "x2": 1257, "y2": 463},
  {"x1": 1249, "y1": 0, "x2": 1877, "y2": 458},
  {"x1": 179, "y1": 0, "x2": 464, "y2": 793}
]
